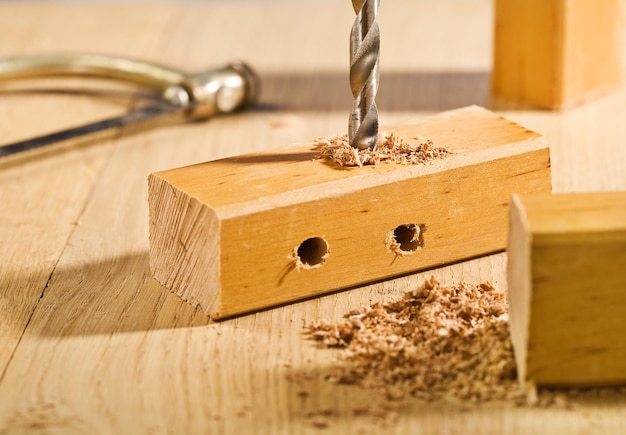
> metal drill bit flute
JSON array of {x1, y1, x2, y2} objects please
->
[{"x1": 349, "y1": 0, "x2": 380, "y2": 151}]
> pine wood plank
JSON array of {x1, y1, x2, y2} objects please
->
[
  {"x1": 492, "y1": 0, "x2": 623, "y2": 108},
  {"x1": 508, "y1": 192, "x2": 626, "y2": 386},
  {"x1": 148, "y1": 106, "x2": 551, "y2": 318}
]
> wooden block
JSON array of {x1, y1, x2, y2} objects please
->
[
  {"x1": 508, "y1": 192, "x2": 626, "y2": 386},
  {"x1": 148, "y1": 106, "x2": 551, "y2": 319},
  {"x1": 492, "y1": 0, "x2": 623, "y2": 109}
]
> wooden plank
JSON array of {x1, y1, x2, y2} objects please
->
[
  {"x1": 508, "y1": 192, "x2": 626, "y2": 386},
  {"x1": 492, "y1": 0, "x2": 623, "y2": 108},
  {"x1": 149, "y1": 106, "x2": 552, "y2": 318}
]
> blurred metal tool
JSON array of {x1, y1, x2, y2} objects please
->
[
  {"x1": 349, "y1": 0, "x2": 380, "y2": 151},
  {"x1": 0, "y1": 53, "x2": 259, "y2": 159}
]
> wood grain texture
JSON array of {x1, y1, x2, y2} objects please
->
[
  {"x1": 149, "y1": 106, "x2": 551, "y2": 318},
  {"x1": 0, "y1": 1, "x2": 625, "y2": 434},
  {"x1": 0, "y1": 2, "x2": 178, "y2": 383},
  {"x1": 492, "y1": 0, "x2": 623, "y2": 108},
  {"x1": 508, "y1": 192, "x2": 626, "y2": 386}
]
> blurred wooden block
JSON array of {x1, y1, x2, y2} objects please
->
[
  {"x1": 148, "y1": 106, "x2": 551, "y2": 319},
  {"x1": 508, "y1": 192, "x2": 626, "y2": 386},
  {"x1": 492, "y1": 0, "x2": 623, "y2": 109}
]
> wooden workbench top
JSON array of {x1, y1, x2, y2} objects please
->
[{"x1": 1, "y1": 1, "x2": 625, "y2": 433}]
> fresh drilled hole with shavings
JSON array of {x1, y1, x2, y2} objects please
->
[
  {"x1": 386, "y1": 223, "x2": 426, "y2": 255},
  {"x1": 314, "y1": 132, "x2": 450, "y2": 167},
  {"x1": 289, "y1": 237, "x2": 329, "y2": 270}
]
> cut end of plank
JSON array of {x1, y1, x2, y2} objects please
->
[
  {"x1": 148, "y1": 106, "x2": 552, "y2": 319},
  {"x1": 148, "y1": 173, "x2": 222, "y2": 316}
]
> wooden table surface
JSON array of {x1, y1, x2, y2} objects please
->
[{"x1": 1, "y1": 1, "x2": 625, "y2": 433}]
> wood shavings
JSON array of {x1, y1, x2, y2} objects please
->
[
  {"x1": 305, "y1": 278, "x2": 626, "y2": 407},
  {"x1": 287, "y1": 247, "x2": 309, "y2": 271},
  {"x1": 314, "y1": 132, "x2": 450, "y2": 167},
  {"x1": 307, "y1": 277, "x2": 518, "y2": 402}
]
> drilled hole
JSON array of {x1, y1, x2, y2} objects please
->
[
  {"x1": 394, "y1": 224, "x2": 421, "y2": 251},
  {"x1": 293, "y1": 237, "x2": 329, "y2": 269},
  {"x1": 386, "y1": 223, "x2": 426, "y2": 255}
]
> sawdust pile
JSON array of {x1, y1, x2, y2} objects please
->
[
  {"x1": 307, "y1": 277, "x2": 523, "y2": 403},
  {"x1": 314, "y1": 132, "x2": 449, "y2": 167}
]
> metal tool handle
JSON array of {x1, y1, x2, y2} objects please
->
[{"x1": 0, "y1": 53, "x2": 259, "y2": 119}]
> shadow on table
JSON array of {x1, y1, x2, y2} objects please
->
[
  {"x1": 22, "y1": 252, "x2": 212, "y2": 337},
  {"x1": 257, "y1": 70, "x2": 491, "y2": 112}
]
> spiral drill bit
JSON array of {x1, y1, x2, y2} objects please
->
[{"x1": 349, "y1": 0, "x2": 380, "y2": 151}]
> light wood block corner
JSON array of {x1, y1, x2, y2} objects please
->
[
  {"x1": 492, "y1": 0, "x2": 623, "y2": 109},
  {"x1": 148, "y1": 106, "x2": 551, "y2": 319},
  {"x1": 507, "y1": 191, "x2": 626, "y2": 386}
]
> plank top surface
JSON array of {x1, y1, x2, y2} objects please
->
[
  {"x1": 517, "y1": 192, "x2": 626, "y2": 234},
  {"x1": 1, "y1": 1, "x2": 626, "y2": 434},
  {"x1": 154, "y1": 105, "x2": 547, "y2": 213}
]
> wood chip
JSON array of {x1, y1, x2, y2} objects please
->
[
  {"x1": 305, "y1": 277, "x2": 626, "y2": 407},
  {"x1": 307, "y1": 277, "x2": 519, "y2": 403},
  {"x1": 314, "y1": 132, "x2": 449, "y2": 167}
]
